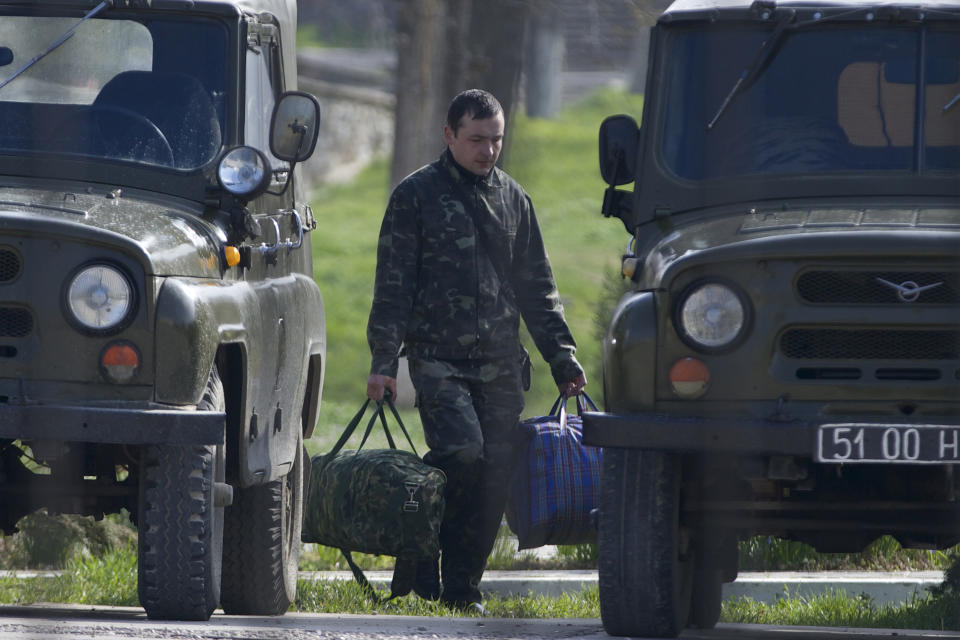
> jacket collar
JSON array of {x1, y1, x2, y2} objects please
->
[{"x1": 440, "y1": 149, "x2": 503, "y2": 189}]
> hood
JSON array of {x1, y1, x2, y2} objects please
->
[
  {"x1": 0, "y1": 183, "x2": 223, "y2": 278},
  {"x1": 641, "y1": 205, "x2": 960, "y2": 288}
]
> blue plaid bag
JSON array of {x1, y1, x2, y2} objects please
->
[{"x1": 505, "y1": 393, "x2": 602, "y2": 549}]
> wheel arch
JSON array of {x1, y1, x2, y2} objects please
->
[
  {"x1": 155, "y1": 278, "x2": 261, "y2": 406},
  {"x1": 216, "y1": 343, "x2": 246, "y2": 486},
  {"x1": 604, "y1": 290, "x2": 658, "y2": 411},
  {"x1": 301, "y1": 350, "x2": 324, "y2": 439}
]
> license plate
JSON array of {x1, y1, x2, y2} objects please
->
[{"x1": 816, "y1": 424, "x2": 960, "y2": 464}]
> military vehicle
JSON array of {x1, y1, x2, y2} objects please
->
[
  {"x1": 0, "y1": 0, "x2": 325, "y2": 621},
  {"x1": 583, "y1": 0, "x2": 960, "y2": 636}
]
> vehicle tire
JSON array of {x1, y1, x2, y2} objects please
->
[
  {"x1": 137, "y1": 366, "x2": 225, "y2": 621},
  {"x1": 690, "y1": 563, "x2": 723, "y2": 629},
  {"x1": 220, "y1": 432, "x2": 305, "y2": 615},
  {"x1": 690, "y1": 530, "x2": 736, "y2": 629},
  {"x1": 597, "y1": 447, "x2": 692, "y2": 638}
]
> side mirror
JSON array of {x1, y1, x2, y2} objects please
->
[
  {"x1": 270, "y1": 91, "x2": 321, "y2": 163},
  {"x1": 599, "y1": 114, "x2": 639, "y2": 186}
]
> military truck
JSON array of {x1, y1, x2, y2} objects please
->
[
  {"x1": 0, "y1": 0, "x2": 324, "y2": 621},
  {"x1": 583, "y1": 0, "x2": 960, "y2": 636}
]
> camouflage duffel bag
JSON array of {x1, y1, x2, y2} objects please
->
[{"x1": 302, "y1": 396, "x2": 445, "y2": 599}]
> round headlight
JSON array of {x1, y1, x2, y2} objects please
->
[
  {"x1": 678, "y1": 282, "x2": 748, "y2": 350},
  {"x1": 217, "y1": 146, "x2": 269, "y2": 197},
  {"x1": 66, "y1": 264, "x2": 133, "y2": 332}
]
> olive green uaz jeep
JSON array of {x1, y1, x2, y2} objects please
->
[
  {"x1": 583, "y1": 0, "x2": 960, "y2": 636},
  {"x1": 0, "y1": 0, "x2": 325, "y2": 621}
]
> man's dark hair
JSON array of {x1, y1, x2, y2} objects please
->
[{"x1": 446, "y1": 89, "x2": 503, "y2": 134}]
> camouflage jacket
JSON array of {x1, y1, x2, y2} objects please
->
[{"x1": 368, "y1": 149, "x2": 583, "y2": 385}]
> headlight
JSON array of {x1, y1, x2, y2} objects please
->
[
  {"x1": 217, "y1": 146, "x2": 270, "y2": 198},
  {"x1": 677, "y1": 281, "x2": 749, "y2": 350},
  {"x1": 66, "y1": 264, "x2": 134, "y2": 333}
]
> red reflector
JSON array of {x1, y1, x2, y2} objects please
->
[
  {"x1": 669, "y1": 358, "x2": 710, "y2": 399},
  {"x1": 101, "y1": 342, "x2": 140, "y2": 383},
  {"x1": 103, "y1": 343, "x2": 139, "y2": 367}
]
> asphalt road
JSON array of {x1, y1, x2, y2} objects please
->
[{"x1": 0, "y1": 605, "x2": 958, "y2": 640}]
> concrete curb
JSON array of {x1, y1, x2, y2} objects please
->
[{"x1": 300, "y1": 570, "x2": 946, "y2": 605}]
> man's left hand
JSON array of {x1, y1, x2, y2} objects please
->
[{"x1": 558, "y1": 373, "x2": 587, "y2": 398}]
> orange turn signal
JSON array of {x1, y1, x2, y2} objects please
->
[
  {"x1": 669, "y1": 357, "x2": 710, "y2": 399},
  {"x1": 224, "y1": 245, "x2": 241, "y2": 268},
  {"x1": 101, "y1": 342, "x2": 140, "y2": 383}
]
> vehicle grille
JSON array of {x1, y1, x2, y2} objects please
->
[
  {"x1": 797, "y1": 270, "x2": 959, "y2": 304},
  {"x1": 0, "y1": 307, "x2": 33, "y2": 337},
  {"x1": 780, "y1": 328, "x2": 960, "y2": 360},
  {"x1": 0, "y1": 248, "x2": 21, "y2": 282}
]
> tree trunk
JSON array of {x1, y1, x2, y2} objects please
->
[
  {"x1": 390, "y1": 0, "x2": 446, "y2": 188},
  {"x1": 390, "y1": 0, "x2": 531, "y2": 185},
  {"x1": 524, "y1": 9, "x2": 564, "y2": 119},
  {"x1": 627, "y1": 26, "x2": 651, "y2": 94},
  {"x1": 462, "y1": 0, "x2": 529, "y2": 151}
]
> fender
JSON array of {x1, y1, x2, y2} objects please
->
[
  {"x1": 154, "y1": 277, "x2": 261, "y2": 405},
  {"x1": 604, "y1": 290, "x2": 658, "y2": 412},
  {"x1": 155, "y1": 275, "x2": 325, "y2": 486}
]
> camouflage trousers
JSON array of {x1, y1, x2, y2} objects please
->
[{"x1": 408, "y1": 355, "x2": 525, "y2": 605}]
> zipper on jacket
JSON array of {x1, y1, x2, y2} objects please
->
[{"x1": 473, "y1": 184, "x2": 481, "y2": 346}]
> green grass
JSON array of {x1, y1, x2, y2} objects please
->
[
  {"x1": 3, "y1": 546, "x2": 957, "y2": 629},
  {"x1": 297, "y1": 25, "x2": 387, "y2": 49},
  {"x1": 722, "y1": 590, "x2": 960, "y2": 630},
  {"x1": 295, "y1": 579, "x2": 600, "y2": 617},
  {"x1": 0, "y1": 545, "x2": 139, "y2": 607},
  {"x1": 740, "y1": 535, "x2": 958, "y2": 572}
]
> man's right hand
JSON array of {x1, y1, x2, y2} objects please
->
[{"x1": 366, "y1": 374, "x2": 398, "y2": 403}]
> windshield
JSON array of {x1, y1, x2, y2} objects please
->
[
  {"x1": 0, "y1": 14, "x2": 228, "y2": 170},
  {"x1": 662, "y1": 24, "x2": 960, "y2": 180}
]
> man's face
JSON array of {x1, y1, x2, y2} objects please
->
[{"x1": 443, "y1": 111, "x2": 505, "y2": 176}]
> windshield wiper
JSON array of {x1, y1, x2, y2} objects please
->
[
  {"x1": 707, "y1": 9, "x2": 796, "y2": 131},
  {"x1": 944, "y1": 92, "x2": 960, "y2": 113},
  {"x1": 0, "y1": 0, "x2": 112, "y2": 93}
]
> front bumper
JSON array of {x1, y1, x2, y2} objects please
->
[
  {"x1": 0, "y1": 403, "x2": 225, "y2": 445},
  {"x1": 582, "y1": 411, "x2": 960, "y2": 457}
]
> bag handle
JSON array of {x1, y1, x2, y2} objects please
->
[
  {"x1": 340, "y1": 549, "x2": 417, "y2": 602},
  {"x1": 577, "y1": 391, "x2": 599, "y2": 413},
  {"x1": 327, "y1": 394, "x2": 420, "y2": 459},
  {"x1": 326, "y1": 398, "x2": 373, "y2": 458},
  {"x1": 549, "y1": 391, "x2": 599, "y2": 432},
  {"x1": 380, "y1": 393, "x2": 419, "y2": 456}
]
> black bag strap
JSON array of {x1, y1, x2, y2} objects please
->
[
  {"x1": 381, "y1": 393, "x2": 419, "y2": 456},
  {"x1": 549, "y1": 391, "x2": 599, "y2": 432},
  {"x1": 326, "y1": 398, "x2": 372, "y2": 458},
  {"x1": 340, "y1": 550, "x2": 418, "y2": 602},
  {"x1": 327, "y1": 394, "x2": 419, "y2": 458},
  {"x1": 341, "y1": 549, "x2": 376, "y2": 597},
  {"x1": 577, "y1": 391, "x2": 599, "y2": 413},
  {"x1": 355, "y1": 401, "x2": 393, "y2": 453},
  {"x1": 549, "y1": 391, "x2": 598, "y2": 416}
]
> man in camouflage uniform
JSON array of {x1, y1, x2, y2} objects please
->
[{"x1": 366, "y1": 89, "x2": 586, "y2": 611}]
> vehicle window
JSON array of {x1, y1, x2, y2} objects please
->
[
  {"x1": 0, "y1": 18, "x2": 151, "y2": 104},
  {"x1": 245, "y1": 40, "x2": 287, "y2": 172},
  {"x1": 662, "y1": 25, "x2": 960, "y2": 180},
  {"x1": 0, "y1": 16, "x2": 228, "y2": 170}
]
